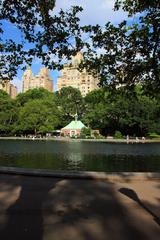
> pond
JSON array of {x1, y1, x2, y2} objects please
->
[{"x1": 0, "y1": 139, "x2": 160, "y2": 172}]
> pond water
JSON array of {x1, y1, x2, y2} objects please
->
[{"x1": 0, "y1": 139, "x2": 160, "y2": 172}]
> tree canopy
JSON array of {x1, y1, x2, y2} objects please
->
[
  {"x1": 0, "y1": 0, "x2": 159, "y2": 93},
  {"x1": 17, "y1": 99, "x2": 59, "y2": 134},
  {"x1": 55, "y1": 86, "x2": 84, "y2": 127},
  {"x1": 0, "y1": 0, "x2": 83, "y2": 81},
  {"x1": 0, "y1": 87, "x2": 159, "y2": 137},
  {"x1": 0, "y1": 89, "x2": 18, "y2": 134},
  {"x1": 82, "y1": 0, "x2": 160, "y2": 93},
  {"x1": 1, "y1": 0, "x2": 159, "y2": 92},
  {"x1": 16, "y1": 87, "x2": 55, "y2": 106},
  {"x1": 83, "y1": 86, "x2": 160, "y2": 136}
]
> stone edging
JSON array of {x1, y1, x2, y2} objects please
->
[
  {"x1": 0, "y1": 137, "x2": 160, "y2": 143},
  {"x1": 0, "y1": 166, "x2": 160, "y2": 180}
]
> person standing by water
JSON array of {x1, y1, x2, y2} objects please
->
[{"x1": 142, "y1": 136, "x2": 146, "y2": 143}]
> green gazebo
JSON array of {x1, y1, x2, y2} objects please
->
[{"x1": 61, "y1": 115, "x2": 86, "y2": 137}]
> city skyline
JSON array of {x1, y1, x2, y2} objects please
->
[
  {"x1": 13, "y1": 52, "x2": 99, "y2": 95},
  {"x1": 10, "y1": 0, "x2": 127, "y2": 92}
]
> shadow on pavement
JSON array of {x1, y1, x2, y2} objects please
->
[
  {"x1": 0, "y1": 174, "x2": 58, "y2": 240},
  {"x1": 119, "y1": 187, "x2": 160, "y2": 227},
  {"x1": 0, "y1": 174, "x2": 160, "y2": 240}
]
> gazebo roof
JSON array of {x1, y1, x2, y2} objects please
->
[{"x1": 62, "y1": 120, "x2": 86, "y2": 130}]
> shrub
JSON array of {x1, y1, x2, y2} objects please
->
[
  {"x1": 114, "y1": 131, "x2": 123, "y2": 139},
  {"x1": 80, "y1": 133, "x2": 86, "y2": 139},
  {"x1": 80, "y1": 127, "x2": 91, "y2": 137},
  {"x1": 148, "y1": 132, "x2": 160, "y2": 138},
  {"x1": 96, "y1": 134, "x2": 105, "y2": 139},
  {"x1": 70, "y1": 135, "x2": 76, "y2": 139},
  {"x1": 60, "y1": 132, "x2": 64, "y2": 137},
  {"x1": 93, "y1": 131, "x2": 99, "y2": 138}
]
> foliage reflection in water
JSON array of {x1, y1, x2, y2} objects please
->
[{"x1": 0, "y1": 140, "x2": 160, "y2": 172}]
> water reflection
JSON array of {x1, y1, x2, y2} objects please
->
[{"x1": 0, "y1": 140, "x2": 160, "y2": 172}]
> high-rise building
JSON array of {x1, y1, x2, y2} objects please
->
[
  {"x1": 10, "y1": 84, "x2": 17, "y2": 99},
  {"x1": 22, "y1": 66, "x2": 33, "y2": 93},
  {"x1": 22, "y1": 66, "x2": 53, "y2": 92},
  {"x1": 57, "y1": 52, "x2": 99, "y2": 96},
  {"x1": 0, "y1": 81, "x2": 17, "y2": 98}
]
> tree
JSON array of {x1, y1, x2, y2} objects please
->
[
  {"x1": 17, "y1": 99, "x2": 60, "y2": 135},
  {"x1": 0, "y1": 1, "x2": 83, "y2": 81},
  {"x1": 131, "y1": 87, "x2": 160, "y2": 135},
  {"x1": 55, "y1": 86, "x2": 84, "y2": 127},
  {"x1": 83, "y1": 86, "x2": 160, "y2": 136},
  {"x1": 0, "y1": 90, "x2": 18, "y2": 135},
  {"x1": 16, "y1": 88, "x2": 55, "y2": 106},
  {"x1": 80, "y1": 127, "x2": 91, "y2": 138},
  {"x1": 83, "y1": 89, "x2": 107, "y2": 131},
  {"x1": 82, "y1": 0, "x2": 160, "y2": 94},
  {"x1": 1, "y1": 1, "x2": 159, "y2": 93}
]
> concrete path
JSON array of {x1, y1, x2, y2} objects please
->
[{"x1": 0, "y1": 173, "x2": 160, "y2": 240}]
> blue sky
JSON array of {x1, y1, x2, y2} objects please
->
[{"x1": 3, "y1": 0, "x2": 128, "y2": 92}]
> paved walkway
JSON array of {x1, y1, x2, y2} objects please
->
[{"x1": 0, "y1": 173, "x2": 160, "y2": 240}]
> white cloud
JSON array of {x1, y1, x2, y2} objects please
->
[{"x1": 53, "y1": 0, "x2": 127, "y2": 26}]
